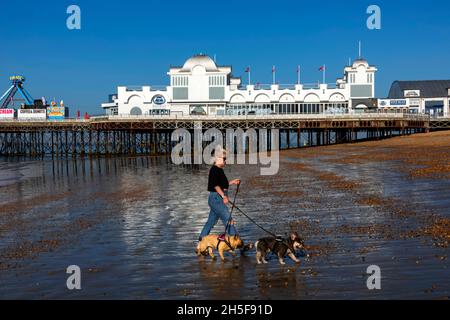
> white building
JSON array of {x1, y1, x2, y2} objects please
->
[
  {"x1": 379, "y1": 80, "x2": 450, "y2": 117},
  {"x1": 102, "y1": 54, "x2": 378, "y2": 116}
]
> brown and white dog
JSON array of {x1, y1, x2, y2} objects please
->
[
  {"x1": 196, "y1": 235, "x2": 244, "y2": 261},
  {"x1": 255, "y1": 232, "x2": 305, "y2": 265}
]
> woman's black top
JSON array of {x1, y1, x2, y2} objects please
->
[{"x1": 208, "y1": 165, "x2": 229, "y2": 192}]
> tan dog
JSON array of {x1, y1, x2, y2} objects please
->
[{"x1": 196, "y1": 235, "x2": 244, "y2": 261}]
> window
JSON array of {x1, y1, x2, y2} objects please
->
[
  {"x1": 209, "y1": 87, "x2": 225, "y2": 100},
  {"x1": 173, "y1": 76, "x2": 188, "y2": 87},
  {"x1": 209, "y1": 75, "x2": 225, "y2": 87},
  {"x1": 173, "y1": 88, "x2": 188, "y2": 100}
]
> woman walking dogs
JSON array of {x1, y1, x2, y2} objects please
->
[{"x1": 198, "y1": 149, "x2": 241, "y2": 242}]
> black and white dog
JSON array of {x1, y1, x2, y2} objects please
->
[{"x1": 255, "y1": 232, "x2": 305, "y2": 265}]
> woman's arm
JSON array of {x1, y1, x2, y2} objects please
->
[
  {"x1": 214, "y1": 186, "x2": 229, "y2": 204},
  {"x1": 229, "y1": 179, "x2": 241, "y2": 186}
]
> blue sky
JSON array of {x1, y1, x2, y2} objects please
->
[{"x1": 1, "y1": 0, "x2": 449, "y2": 114}]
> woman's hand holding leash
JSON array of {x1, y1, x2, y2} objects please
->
[
  {"x1": 221, "y1": 180, "x2": 240, "y2": 204},
  {"x1": 222, "y1": 196, "x2": 229, "y2": 205}
]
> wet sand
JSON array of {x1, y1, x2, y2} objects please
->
[{"x1": 0, "y1": 131, "x2": 449, "y2": 299}]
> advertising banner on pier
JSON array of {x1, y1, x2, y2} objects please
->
[
  {"x1": 379, "y1": 99, "x2": 409, "y2": 108},
  {"x1": 18, "y1": 109, "x2": 47, "y2": 120},
  {"x1": 46, "y1": 106, "x2": 66, "y2": 120},
  {"x1": 0, "y1": 109, "x2": 14, "y2": 119}
]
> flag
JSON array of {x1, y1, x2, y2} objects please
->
[
  {"x1": 297, "y1": 65, "x2": 300, "y2": 73},
  {"x1": 272, "y1": 65, "x2": 276, "y2": 73},
  {"x1": 319, "y1": 65, "x2": 326, "y2": 84},
  {"x1": 245, "y1": 67, "x2": 251, "y2": 85}
]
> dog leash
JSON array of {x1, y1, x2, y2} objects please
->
[
  {"x1": 216, "y1": 184, "x2": 240, "y2": 252},
  {"x1": 224, "y1": 183, "x2": 240, "y2": 236},
  {"x1": 226, "y1": 199, "x2": 278, "y2": 238},
  {"x1": 226, "y1": 200, "x2": 297, "y2": 253}
]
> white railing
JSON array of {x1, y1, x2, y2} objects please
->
[
  {"x1": 102, "y1": 113, "x2": 430, "y2": 121},
  {"x1": 123, "y1": 85, "x2": 168, "y2": 91},
  {"x1": 0, "y1": 118, "x2": 92, "y2": 123}
]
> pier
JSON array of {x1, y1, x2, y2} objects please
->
[{"x1": 0, "y1": 114, "x2": 431, "y2": 157}]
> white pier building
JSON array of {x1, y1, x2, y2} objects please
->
[{"x1": 102, "y1": 54, "x2": 378, "y2": 116}]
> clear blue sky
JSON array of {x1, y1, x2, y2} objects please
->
[{"x1": 1, "y1": 0, "x2": 449, "y2": 114}]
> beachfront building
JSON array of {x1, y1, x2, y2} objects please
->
[
  {"x1": 378, "y1": 80, "x2": 450, "y2": 117},
  {"x1": 101, "y1": 54, "x2": 378, "y2": 116}
]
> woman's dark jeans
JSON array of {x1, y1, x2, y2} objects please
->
[{"x1": 199, "y1": 192, "x2": 237, "y2": 239}]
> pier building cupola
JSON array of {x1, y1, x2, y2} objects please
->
[
  {"x1": 343, "y1": 58, "x2": 378, "y2": 99},
  {"x1": 168, "y1": 54, "x2": 235, "y2": 102},
  {"x1": 180, "y1": 54, "x2": 220, "y2": 72}
]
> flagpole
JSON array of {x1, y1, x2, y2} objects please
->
[
  {"x1": 359, "y1": 41, "x2": 361, "y2": 58},
  {"x1": 297, "y1": 66, "x2": 300, "y2": 85},
  {"x1": 323, "y1": 64, "x2": 326, "y2": 85},
  {"x1": 272, "y1": 66, "x2": 275, "y2": 85}
]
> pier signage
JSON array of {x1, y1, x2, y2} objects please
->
[
  {"x1": 404, "y1": 90, "x2": 420, "y2": 97},
  {"x1": 379, "y1": 100, "x2": 389, "y2": 107},
  {"x1": 378, "y1": 99, "x2": 408, "y2": 107},
  {"x1": 47, "y1": 106, "x2": 66, "y2": 120},
  {"x1": 390, "y1": 99, "x2": 407, "y2": 106},
  {"x1": 409, "y1": 98, "x2": 421, "y2": 106},
  {"x1": 0, "y1": 109, "x2": 14, "y2": 119},
  {"x1": 18, "y1": 109, "x2": 47, "y2": 120},
  {"x1": 152, "y1": 95, "x2": 166, "y2": 105}
]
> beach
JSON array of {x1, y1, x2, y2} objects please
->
[{"x1": 0, "y1": 131, "x2": 449, "y2": 299}]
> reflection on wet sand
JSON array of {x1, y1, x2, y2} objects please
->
[
  {"x1": 255, "y1": 264, "x2": 307, "y2": 300},
  {"x1": 197, "y1": 257, "x2": 249, "y2": 300}
]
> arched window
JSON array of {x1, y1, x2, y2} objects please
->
[{"x1": 130, "y1": 107, "x2": 142, "y2": 115}]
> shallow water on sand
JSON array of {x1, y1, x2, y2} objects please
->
[{"x1": 0, "y1": 133, "x2": 449, "y2": 299}]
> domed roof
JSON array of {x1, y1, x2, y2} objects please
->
[
  {"x1": 180, "y1": 54, "x2": 219, "y2": 72},
  {"x1": 353, "y1": 58, "x2": 369, "y2": 67}
]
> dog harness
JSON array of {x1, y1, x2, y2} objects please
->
[
  {"x1": 216, "y1": 235, "x2": 234, "y2": 252},
  {"x1": 276, "y1": 237, "x2": 296, "y2": 253},
  {"x1": 199, "y1": 236, "x2": 234, "y2": 256}
]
